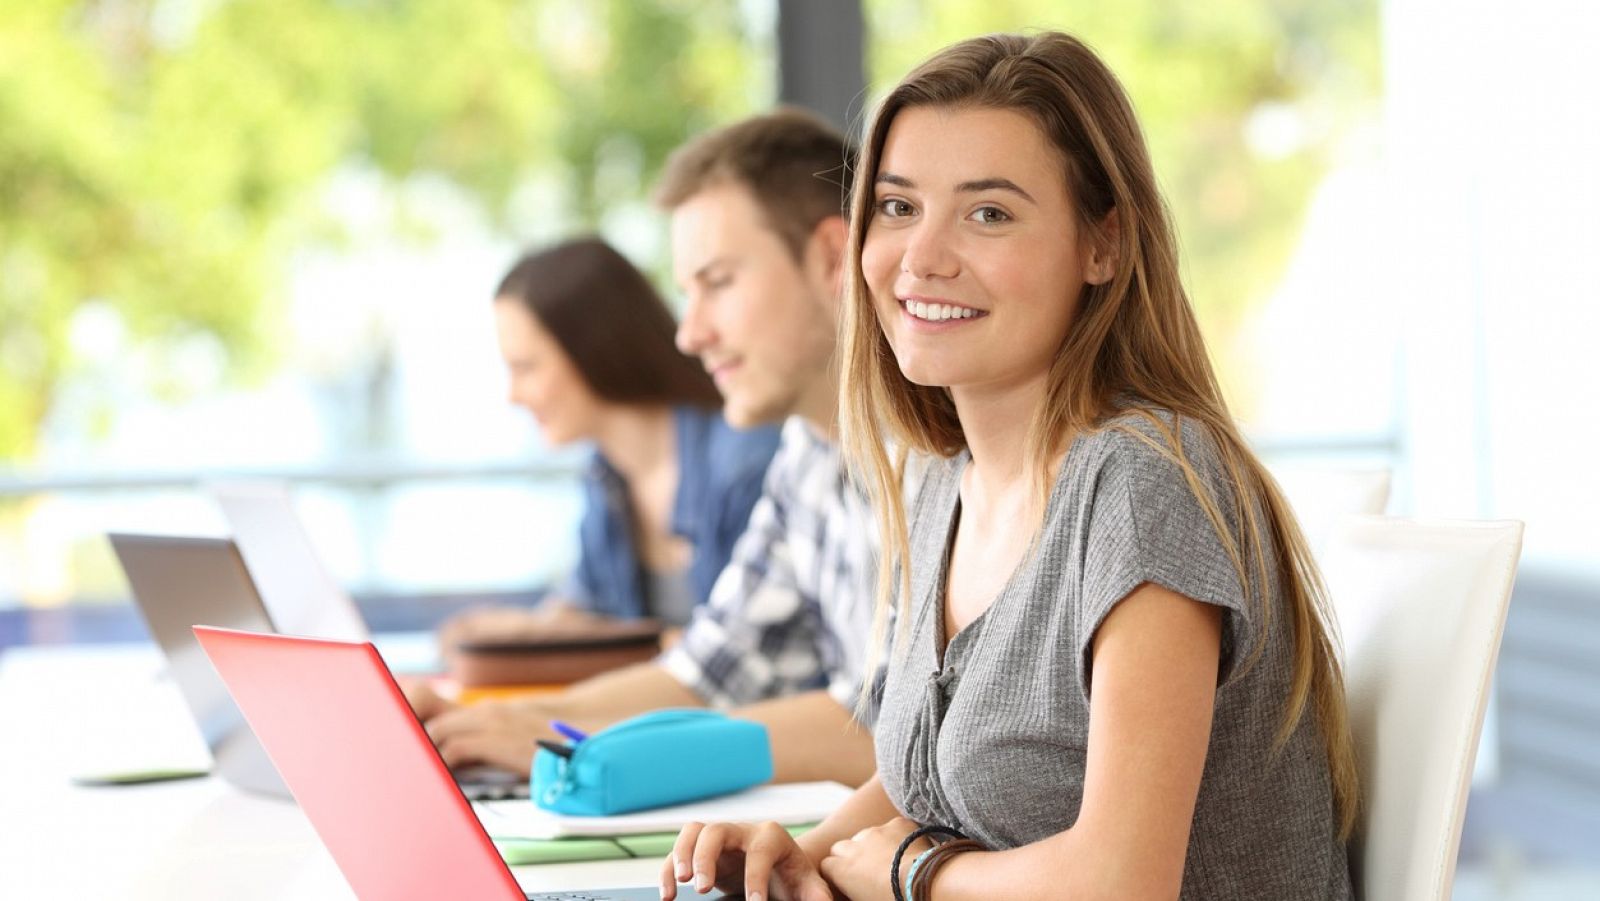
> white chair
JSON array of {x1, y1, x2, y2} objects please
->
[
  {"x1": 1269, "y1": 464, "x2": 1392, "y2": 554},
  {"x1": 1320, "y1": 515, "x2": 1524, "y2": 901}
]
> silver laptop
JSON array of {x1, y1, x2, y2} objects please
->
[
  {"x1": 109, "y1": 533, "x2": 292, "y2": 797},
  {"x1": 108, "y1": 532, "x2": 527, "y2": 801},
  {"x1": 205, "y1": 480, "x2": 369, "y2": 641},
  {"x1": 207, "y1": 481, "x2": 525, "y2": 799}
]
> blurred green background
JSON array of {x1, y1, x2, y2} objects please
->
[{"x1": 0, "y1": 0, "x2": 1379, "y2": 461}]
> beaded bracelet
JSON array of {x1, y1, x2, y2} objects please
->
[
  {"x1": 908, "y1": 837, "x2": 985, "y2": 901},
  {"x1": 890, "y1": 824, "x2": 967, "y2": 901},
  {"x1": 902, "y1": 845, "x2": 938, "y2": 901}
]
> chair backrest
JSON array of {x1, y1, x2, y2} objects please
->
[
  {"x1": 1321, "y1": 515, "x2": 1523, "y2": 901},
  {"x1": 1269, "y1": 465, "x2": 1392, "y2": 554}
]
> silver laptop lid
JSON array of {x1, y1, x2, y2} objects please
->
[
  {"x1": 106, "y1": 533, "x2": 289, "y2": 797},
  {"x1": 206, "y1": 480, "x2": 368, "y2": 641}
]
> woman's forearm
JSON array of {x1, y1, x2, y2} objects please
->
[
  {"x1": 796, "y1": 774, "x2": 899, "y2": 867},
  {"x1": 924, "y1": 828, "x2": 1178, "y2": 901}
]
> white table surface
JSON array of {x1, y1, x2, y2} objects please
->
[{"x1": 0, "y1": 640, "x2": 667, "y2": 900}]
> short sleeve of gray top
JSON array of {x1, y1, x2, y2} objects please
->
[{"x1": 875, "y1": 411, "x2": 1353, "y2": 900}]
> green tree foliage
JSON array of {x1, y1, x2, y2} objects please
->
[
  {"x1": 2, "y1": 0, "x2": 1377, "y2": 460},
  {"x1": 865, "y1": 1, "x2": 1381, "y2": 406},
  {"x1": 0, "y1": 0, "x2": 760, "y2": 459}
]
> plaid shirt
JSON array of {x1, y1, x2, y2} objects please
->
[
  {"x1": 559, "y1": 406, "x2": 780, "y2": 622},
  {"x1": 661, "y1": 416, "x2": 881, "y2": 721}
]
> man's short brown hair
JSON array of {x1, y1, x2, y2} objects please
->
[{"x1": 654, "y1": 107, "x2": 853, "y2": 261}]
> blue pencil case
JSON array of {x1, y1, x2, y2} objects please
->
[{"x1": 532, "y1": 708, "x2": 773, "y2": 816}]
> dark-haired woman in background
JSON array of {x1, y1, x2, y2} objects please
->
[{"x1": 440, "y1": 237, "x2": 780, "y2": 652}]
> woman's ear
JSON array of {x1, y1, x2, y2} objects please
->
[{"x1": 1085, "y1": 207, "x2": 1120, "y2": 286}]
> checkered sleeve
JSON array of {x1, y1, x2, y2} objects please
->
[{"x1": 659, "y1": 427, "x2": 829, "y2": 707}]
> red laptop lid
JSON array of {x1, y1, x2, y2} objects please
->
[{"x1": 193, "y1": 626, "x2": 525, "y2": 900}]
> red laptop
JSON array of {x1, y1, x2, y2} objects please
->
[{"x1": 194, "y1": 626, "x2": 709, "y2": 901}]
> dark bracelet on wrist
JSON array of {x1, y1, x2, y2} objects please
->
[
  {"x1": 909, "y1": 837, "x2": 985, "y2": 901},
  {"x1": 890, "y1": 824, "x2": 968, "y2": 901}
]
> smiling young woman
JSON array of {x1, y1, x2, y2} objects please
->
[{"x1": 663, "y1": 31, "x2": 1358, "y2": 901}]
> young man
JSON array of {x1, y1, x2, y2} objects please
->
[{"x1": 410, "y1": 109, "x2": 879, "y2": 786}]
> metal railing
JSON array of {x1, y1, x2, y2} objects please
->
[{"x1": 0, "y1": 456, "x2": 584, "y2": 497}]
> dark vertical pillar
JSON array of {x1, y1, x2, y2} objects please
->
[{"x1": 776, "y1": 0, "x2": 867, "y2": 138}]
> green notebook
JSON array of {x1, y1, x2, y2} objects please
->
[
  {"x1": 612, "y1": 832, "x2": 679, "y2": 858},
  {"x1": 614, "y1": 823, "x2": 812, "y2": 859},
  {"x1": 497, "y1": 824, "x2": 817, "y2": 866},
  {"x1": 70, "y1": 767, "x2": 210, "y2": 786},
  {"x1": 494, "y1": 837, "x2": 631, "y2": 865}
]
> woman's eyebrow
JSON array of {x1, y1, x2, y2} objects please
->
[
  {"x1": 956, "y1": 177, "x2": 1036, "y2": 205},
  {"x1": 873, "y1": 172, "x2": 1036, "y2": 206}
]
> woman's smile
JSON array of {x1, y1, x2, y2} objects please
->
[{"x1": 898, "y1": 295, "x2": 989, "y2": 329}]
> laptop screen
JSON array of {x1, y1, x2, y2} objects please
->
[
  {"x1": 208, "y1": 481, "x2": 369, "y2": 641},
  {"x1": 108, "y1": 533, "x2": 288, "y2": 796},
  {"x1": 194, "y1": 628, "x2": 527, "y2": 900}
]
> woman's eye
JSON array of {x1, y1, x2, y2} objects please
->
[
  {"x1": 971, "y1": 206, "x2": 1011, "y2": 224},
  {"x1": 878, "y1": 198, "x2": 914, "y2": 218}
]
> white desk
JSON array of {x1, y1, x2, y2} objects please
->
[{"x1": 0, "y1": 642, "x2": 665, "y2": 899}]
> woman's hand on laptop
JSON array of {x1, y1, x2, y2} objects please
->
[{"x1": 662, "y1": 820, "x2": 833, "y2": 901}]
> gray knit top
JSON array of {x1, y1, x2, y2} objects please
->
[{"x1": 874, "y1": 410, "x2": 1353, "y2": 900}]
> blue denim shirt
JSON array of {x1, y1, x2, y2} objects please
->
[{"x1": 560, "y1": 406, "x2": 781, "y2": 621}]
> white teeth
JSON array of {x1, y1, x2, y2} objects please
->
[{"x1": 905, "y1": 300, "x2": 979, "y2": 322}]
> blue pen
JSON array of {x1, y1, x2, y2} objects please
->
[{"x1": 551, "y1": 720, "x2": 589, "y2": 743}]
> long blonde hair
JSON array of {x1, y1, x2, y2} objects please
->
[{"x1": 840, "y1": 32, "x2": 1359, "y2": 839}]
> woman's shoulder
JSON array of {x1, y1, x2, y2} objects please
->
[
  {"x1": 1072, "y1": 404, "x2": 1228, "y2": 482},
  {"x1": 905, "y1": 448, "x2": 965, "y2": 514},
  {"x1": 675, "y1": 405, "x2": 783, "y2": 479},
  {"x1": 911, "y1": 447, "x2": 966, "y2": 484}
]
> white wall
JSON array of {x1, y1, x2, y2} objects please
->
[{"x1": 1385, "y1": 0, "x2": 1600, "y2": 571}]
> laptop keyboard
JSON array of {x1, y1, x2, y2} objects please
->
[
  {"x1": 525, "y1": 891, "x2": 716, "y2": 900},
  {"x1": 461, "y1": 778, "x2": 530, "y2": 802},
  {"x1": 455, "y1": 764, "x2": 531, "y2": 801}
]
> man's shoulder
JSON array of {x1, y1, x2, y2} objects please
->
[{"x1": 762, "y1": 416, "x2": 843, "y2": 486}]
